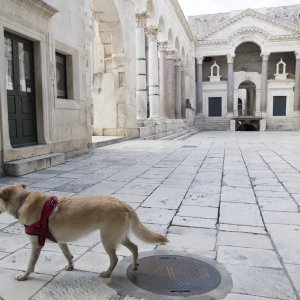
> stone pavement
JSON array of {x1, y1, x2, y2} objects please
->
[{"x1": 0, "y1": 131, "x2": 300, "y2": 300}]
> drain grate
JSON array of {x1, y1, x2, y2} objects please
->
[{"x1": 127, "y1": 255, "x2": 222, "y2": 297}]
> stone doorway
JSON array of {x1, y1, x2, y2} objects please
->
[{"x1": 238, "y1": 81, "x2": 256, "y2": 116}]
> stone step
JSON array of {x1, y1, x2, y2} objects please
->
[
  {"x1": 175, "y1": 129, "x2": 200, "y2": 140},
  {"x1": 4, "y1": 153, "x2": 65, "y2": 177},
  {"x1": 89, "y1": 136, "x2": 124, "y2": 149},
  {"x1": 160, "y1": 128, "x2": 188, "y2": 140}
]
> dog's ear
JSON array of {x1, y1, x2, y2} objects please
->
[{"x1": 0, "y1": 186, "x2": 13, "y2": 202}]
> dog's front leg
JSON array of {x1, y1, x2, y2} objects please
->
[
  {"x1": 58, "y1": 243, "x2": 74, "y2": 271},
  {"x1": 16, "y1": 237, "x2": 42, "y2": 281}
]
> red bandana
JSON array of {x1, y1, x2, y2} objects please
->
[{"x1": 25, "y1": 196, "x2": 58, "y2": 246}]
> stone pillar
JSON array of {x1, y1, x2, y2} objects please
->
[
  {"x1": 196, "y1": 57, "x2": 203, "y2": 114},
  {"x1": 181, "y1": 68, "x2": 186, "y2": 118},
  {"x1": 175, "y1": 59, "x2": 182, "y2": 119},
  {"x1": 260, "y1": 53, "x2": 269, "y2": 114},
  {"x1": 158, "y1": 41, "x2": 168, "y2": 118},
  {"x1": 294, "y1": 52, "x2": 300, "y2": 113},
  {"x1": 135, "y1": 12, "x2": 147, "y2": 120},
  {"x1": 146, "y1": 26, "x2": 160, "y2": 118},
  {"x1": 227, "y1": 55, "x2": 235, "y2": 115},
  {"x1": 166, "y1": 50, "x2": 176, "y2": 119}
]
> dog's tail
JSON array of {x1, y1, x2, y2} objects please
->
[{"x1": 129, "y1": 209, "x2": 169, "y2": 245}]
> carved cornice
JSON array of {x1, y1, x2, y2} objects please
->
[
  {"x1": 12, "y1": 0, "x2": 58, "y2": 19},
  {"x1": 199, "y1": 8, "x2": 300, "y2": 40},
  {"x1": 229, "y1": 27, "x2": 270, "y2": 40}
]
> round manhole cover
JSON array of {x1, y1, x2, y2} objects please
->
[{"x1": 127, "y1": 255, "x2": 222, "y2": 297}]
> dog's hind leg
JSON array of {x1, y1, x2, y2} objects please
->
[
  {"x1": 16, "y1": 237, "x2": 42, "y2": 281},
  {"x1": 122, "y1": 236, "x2": 139, "y2": 271},
  {"x1": 100, "y1": 238, "x2": 118, "y2": 278},
  {"x1": 58, "y1": 243, "x2": 74, "y2": 271}
]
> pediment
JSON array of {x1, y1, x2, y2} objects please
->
[{"x1": 199, "y1": 9, "x2": 300, "y2": 41}]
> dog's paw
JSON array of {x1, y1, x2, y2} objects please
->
[
  {"x1": 15, "y1": 273, "x2": 28, "y2": 281},
  {"x1": 64, "y1": 264, "x2": 74, "y2": 271},
  {"x1": 100, "y1": 271, "x2": 111, "y2": 278}
]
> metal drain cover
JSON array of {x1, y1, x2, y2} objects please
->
[{"x1": 127, "y1": 255, "x2": 221, "y2": 297}]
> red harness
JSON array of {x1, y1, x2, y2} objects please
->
[{"x1": 25, "y1": 196, "x2": 58, "y2": 246}]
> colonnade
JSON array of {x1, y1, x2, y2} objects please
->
[{"x1": 135, "y1": 12, "x2": 186, "y2": 120}]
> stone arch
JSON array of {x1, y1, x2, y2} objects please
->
[
  {"x1": 168, "y1": 28, "x2": 173, "y2": 45},
  {"x1": 175, "y1": 37, "x2": 180, "y2": 54},
  {"x1": 147, "y1": 0, "x2": 156, "y2": 20},
  {"x1": 238, "y1": 80, "x2": 256, "y2": 116},
  {"x1": 181, "y1": 46, "x2": 185, "y2": 63},
  {"x1": 92, "y1": 0, "x2": 127, "y2": 136},
  {"x1": 158, "y1": 15, "x2": 166, "y2": 41}
]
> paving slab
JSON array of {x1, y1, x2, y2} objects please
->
[
  {"x1": 221, "y1": 186, "x2": 256, "y2": 203},
  {"x1": 0, "y1": 233, "x2": 29, "y2": 252},
  {"x1": 217, "y1": 246, "x2": 281, "y2": 268},
  {"x1": 172, "y1": 215, "x2": 216, "y2": 228},
  {"x1": 285, "y1": 264, "x2": 300, "y2": 296},
  {"x1": 177, "y1": 205, "x2": 218, "y2": 219},
  {"x1": 262, "y1": 211, "x2": 300, "y2": 225},
  {"x1": 0, "y1": 268, "x2": 53, "y2": 300},
  {"x1": 218, "y1": 224, "x2": 267, "y2": 234},
  {"x1": 266, "y1": 224, "x2": 300, "y2": 264},
  {"x1": 217, "y1": 231, "x2": 273, "y2": 249},
  {"x1": 31, "y1": 270, "x2": 119, "y2": 300},
  {"x1": 225, "y1": 264, "x2": 296, "y2": 300},
  {"x1": 220, "y1": 203, "x2": 264, "y2": 227}
]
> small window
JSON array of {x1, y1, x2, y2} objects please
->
[{"x1": 56, "y1": 52, "x2": 67, "y2": 99}]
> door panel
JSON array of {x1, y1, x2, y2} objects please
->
[
  {"x1": 5, "y1": 32, "x2": 37, "y2": 147},
  {"x1": 273, "y1": 96, "x2": 286, "y2": 116},
  {"x1": 209, "y1": 97, "x2": 222, "y2": 117}
]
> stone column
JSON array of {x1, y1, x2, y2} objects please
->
[
  {"x1": 135, "y1": 12, "x2": 147, "y2": 120},
  {"x1": 146, "y1": 26, "x2": 160, "y2": 118},
  {"x1": 294, "y1": 52, "x2": 300, "y2": 113},
  {"x1": 196, "y1": 57, "x2": 203, "y2": 114},
  {"x1": 227, "y1": 55, "x2": 235, "y2": 115},
  {"x1": 158, "y1": 41, "x2": 168, "y2": 118},
  {"x1": 166, "y1": 50, "x2": 176, "y2": 119},
  {"x1": 260, "y1": 53, "x2": 269, "y2": 114},
  {"x1": 175, "y1": 59, "x2": 182, "y2": 119},
  {"x1": 181, "y1": 68, "x2": 186, "y2": 118}
]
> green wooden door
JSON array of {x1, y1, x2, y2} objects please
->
[
  {"x1": 5, "y1": 32, "x2": 37, "y2": 148},
  {"x1": 209, "y1": 97, "x2": 222, "y2": 117},
  {"x1": 273, "y1": 96, "x2": 286, "y2": 116}
]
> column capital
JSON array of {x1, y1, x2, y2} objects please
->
[
  {"x1": 145, "y1": 26, "x2": 159, "y2": 41},
  {"x1": 295, "y1": 51, "x2": 300, "y2": 60},
  {"x1": 175, "y1": 58, "x2": 182, "y2": 67},
  {"x1": 227, "y1": 54, "x2": 235, "y2": 64},
  {"x1": 166, "y1": 50, "x2": 177, "y2": 60},
  {"x1": 261, "y1": 53, "x2": 270, "y2": 60},
  {"x1": 197, "y1": 57, "x2": 204, "y2": 64},
  {"x1": 135, "y1": 11, "x2": 148, "y2": 28},
  {"x1": 158, "y1": 41, "x2": 168, "y2": 52}
]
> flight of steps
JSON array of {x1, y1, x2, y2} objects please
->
[
  {"x1": 195, "y1": 116, "x2": 230, "y2": 131},
  {"x1": 267, "y1": 116, "x2": 300, "y2": 131},
  {"x1": 159, "y1": 127, "x2": 200, "y2": 140}
]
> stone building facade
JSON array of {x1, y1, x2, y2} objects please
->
[
  {"x1": 0, "y1": 0, "x2": 195, "y2": 174},
  {"x1": 190, "y1": 6, "x2": 300, "y2": 131},
  {"x1": 1, "y1": 1, "x2": 300, "y2": 175}
]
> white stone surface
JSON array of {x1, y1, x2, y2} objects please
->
[
  {"x1": 218, "y1": 224, "x2": 267, "y2": 234},
  {"x1": 0, "y1": 268, "x2": 52, "y2": 300},
  {"x1": 0, "y1": 233, "x2": 29, "y2": 252},
  {"x1": 226, "y1": 264, "x2": 296, "y2": 299},
  {"x1": 285, "y1": 264, "x2": 300, "y2": 296},
  {"x1": 217, "y1": 231, "x2": 273, "y2": 249},
  {"x1": 220, "y1": 203, "x2": 264, "y2": 227},
  {"x1": 172, "y1": 215, "x2": 216, "y2": 228},
  {"x1": 177, "y1": 205, "x2": 218, "y2": 219},
  {"x1": 262, "y1": 211, "x2": 300, "y2": 225},
  {"x1": 217, "y1": 246, "x2": 281, "y2": 268},
  {"x1": 221, "y1": 186, "x2": 256, "y2": 203}
]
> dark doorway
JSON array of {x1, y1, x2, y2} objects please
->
[
  {"x1": 273, "y1": 96, "x2": 286, "y2": 116},
  {"x1": 5, "y1": 32, "x2": 37, "y2": 147},
  {"x1": 209, "y1": 97, "x2": 222, "y2": 117}
]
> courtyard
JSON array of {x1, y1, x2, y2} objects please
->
[{"x1": 0, "y1": 131, "x2": 300, "y2": 299}]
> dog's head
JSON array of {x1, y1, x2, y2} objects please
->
[{"x1": 0, "y1": 184, "x2": 27, "y2": 215}]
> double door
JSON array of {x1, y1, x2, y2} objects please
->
[{"x1": 5, "y1": 32, "x2": 37, "y2": 147}]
